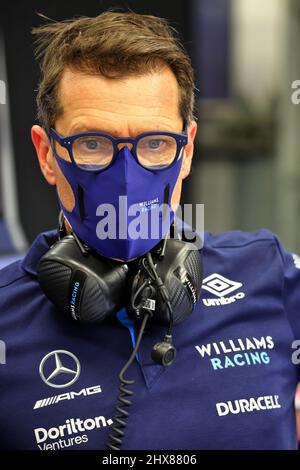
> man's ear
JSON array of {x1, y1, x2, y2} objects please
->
[
  {"x1": 31, "y1": 125, "x2": 56, "y2": 185},
  {"x1": 181, "y1": 120, "x2": 197, "y2": 179}
]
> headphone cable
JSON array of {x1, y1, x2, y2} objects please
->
[{"x1": 106, "y1": 311, "x2": 150, "y2": 450}]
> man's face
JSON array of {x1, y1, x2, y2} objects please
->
[{"x1": 32, "y1": 66, "x2": 197, "y2": 213}]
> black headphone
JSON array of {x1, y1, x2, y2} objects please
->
[
  {"x1": 37, "y1": 214, "x2": 202, "y2": 365},
  {"x1": 37, "y1": 212, "x2": 202, "y2": 449}
]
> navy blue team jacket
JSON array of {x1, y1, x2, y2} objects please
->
[{"x1": 0, "y1": 228, "x2": 300, "y2": 450}]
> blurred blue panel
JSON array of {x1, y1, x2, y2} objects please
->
[
  {"x1": 0, "y1": 254, "x2": 22, "y2": 269},
  {"x1": 192, "y1": 0, "x2": 231, "y2": 98},
  {"x1": 0, "y1": 219, "x2": 15, "y2": 253}
]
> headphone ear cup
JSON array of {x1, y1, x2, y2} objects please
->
[
  {"x1": 37, "y1": 235, "x2": 129, "y2": 323},
  {"x1": 155, "y1": 243, "x2": 202, "y2": 325},
  {"x1": 126, "y1": 267, "x2": 170, "y2": 325},
  {"x1": 126, "y1": 240, "x2": 202, "y2": 326}
]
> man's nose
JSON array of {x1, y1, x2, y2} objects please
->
[{"x1": 117, "y1": 143, "x2": 133, "y2": 151}]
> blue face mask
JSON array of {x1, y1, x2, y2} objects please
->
[{"x1": 49, "y1": 129, "x2": 187, "y2": 261}]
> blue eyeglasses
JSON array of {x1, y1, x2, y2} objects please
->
[{"x1": 47, "y1": 127, "x2": 188, "y2": 172}]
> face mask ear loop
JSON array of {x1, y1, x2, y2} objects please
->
[
  {"x1": 158, "y1": 230, "x2": 169, "y2": 259},
  {"x1": 57, "y1": 208, "x2": 90, "y2": 258},
  {"x1": 57, "y1": 211, "x2": 89, "y2": 258},
  {"x1": 70, "y1": 229, "x2": 91, "y2": 257},
  {"x1": 58, "y1": 210, "x2": 67, "y2": 240}
]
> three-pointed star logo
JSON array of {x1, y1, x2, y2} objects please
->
[{"x1": 39, "y1": 350, "x2": 81, "y2": 389}]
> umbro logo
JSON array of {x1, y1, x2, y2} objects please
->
[
  {"x1": 202, "y1": 273, "x2": 245, "y2": 307},
  {"x1": 202, "y1": 273, "x2": 242, "y2": 297}
]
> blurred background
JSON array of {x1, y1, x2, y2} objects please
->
[{"x1": 0, "y1": 0, "x2": 300, "y2": 263}]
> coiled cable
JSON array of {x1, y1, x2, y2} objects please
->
[
  {"x1": 106, "y1": 312, "x2": 150, "y2": 450},
  {"x1": 107, "y1": 248, "x2": 174, "y2": 449}
]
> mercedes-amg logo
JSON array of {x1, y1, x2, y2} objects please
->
[{"x1": 39, "y1": 350, "x2": 81, "y2": 389}]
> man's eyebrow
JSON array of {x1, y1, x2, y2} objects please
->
[
  {"x1": 69, "y1": 125, "x2": 171, "y2": 136},
  {"x1": 70, "y1": 125, "x2": 117, "y2": 135}
]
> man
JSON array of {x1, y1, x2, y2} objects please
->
[{"x1": 0, "y1": 11, "x2": 299, "y2": 450}]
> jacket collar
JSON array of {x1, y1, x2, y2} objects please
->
[{"x1": 21, "y1": 229, "x2": 59, "y2": 277}]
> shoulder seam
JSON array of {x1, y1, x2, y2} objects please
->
[
  {"x1": 0, "y1": 273, "x2": 28, "y2": 289},
  {"x1": 208, "y1": 236, "x2": 275, "y2": 249}
]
